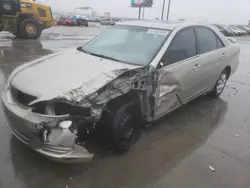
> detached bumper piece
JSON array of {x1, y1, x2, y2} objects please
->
[{"x1": 2, "y1": 90, "x2": 93, "y2": 163}]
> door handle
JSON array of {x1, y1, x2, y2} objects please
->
[
  {"x1": 193, "y1": 64, "x2": 200, "y2": 70},
  {"x1": 222, "y1": 53, "x2": 227, "y2": 59}
]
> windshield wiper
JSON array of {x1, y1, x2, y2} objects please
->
[
  {"x1": 90, "y1": 53, "x2": 121, "y2": 62},
  {"x1": 78, "y1": 48, "x2": 121, "y2": 62},
  {"x1": 78, "y1": 47, "x2": 90, "y2": 54}
]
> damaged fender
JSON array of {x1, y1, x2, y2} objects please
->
[{"x1": 45, "y1": 67, "x2": 150, "y2": 119}]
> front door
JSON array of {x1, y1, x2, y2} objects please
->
[{"x1": 152, "y1": 27, "x2": 204, "y2": 118}]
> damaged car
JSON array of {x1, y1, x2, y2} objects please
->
[{"x1": 2, "y1": 21, "x2": 240, "y2": 163}]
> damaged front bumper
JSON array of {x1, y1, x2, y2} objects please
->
[{"x1": 1, "y1": 89, "x2": 93, "y2": 163}]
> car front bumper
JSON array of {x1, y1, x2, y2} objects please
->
[{"x1": 1, "y1": 89, "x2": 93, "y2": 163}]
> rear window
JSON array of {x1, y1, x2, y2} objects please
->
[{"x1": 195, "y1": 27, "x2": 218, "y2": 54}]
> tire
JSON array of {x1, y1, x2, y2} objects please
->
[
  {"x1": 209, "y1": 69, "x2": 229, "y2": 98},
  {"x1": 19, "y1": 18, "x2": 42, "y2": 39},
  {"x1": 103, "y1": 101, "x2": 141, "y2": 152}
]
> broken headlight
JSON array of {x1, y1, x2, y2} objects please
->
[{"x1": 32, "y1": 101, "x2": 91, "y2": 117}]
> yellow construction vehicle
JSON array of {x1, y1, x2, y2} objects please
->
[{"x1": 0, "y1": 0, "x2": 56, "y2": 39}]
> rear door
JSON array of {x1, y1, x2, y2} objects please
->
[
  {"x1": 194, "y1": 26, "x2": 228, "y2": 90},
  {"x1": 153, "y1": 27, "x2": 205, "y2": 118}
]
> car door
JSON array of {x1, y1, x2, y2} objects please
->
[
  {"x1": 194, "y1": 26, "x2": 229, "y2": 91},
  {"x1": 152, "y1": 27, "x2": 205, "y2": 118}
]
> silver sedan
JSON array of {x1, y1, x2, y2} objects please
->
[{"x1": 2, "y1": 20, "x2": 240, "y2": 163}]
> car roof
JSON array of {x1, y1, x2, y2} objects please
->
[
  {"x1": 116, "y1": 20, "x2": 229, "y2": 44},
  {"x1": 117, "y1": 20, "x2": 185, "y2": 30}
]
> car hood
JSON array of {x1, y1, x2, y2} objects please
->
[{"x1": 10, "y1": 49, "x2": 138, "y2": 102}]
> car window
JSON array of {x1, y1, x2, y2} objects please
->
[
  {"x1": 161, "y1": 27, "x2": 196, "y2": 66},
  {"x1": 217, "y1": 38, "x2": 224, "y2": 48},
  {"x1": 38, "y1": 8, "x2": 46, "y2": 17},
  {"x1": 195, "y1": 27, "x2": 218, "y2": 54}
]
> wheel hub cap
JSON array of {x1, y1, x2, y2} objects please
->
[
  {"x1": 216, "y1": 73, "x2": 227, "y2": 94},
  {"x1": 25, "y1": 24, "x2": 36, "y2": 36}
]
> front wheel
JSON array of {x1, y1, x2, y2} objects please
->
[
  {"x1": 19, "y1": 18, "x2": 42, "y2": 39},
  {"x1": 208, "y1": 69, "x2": 229, "y2": 98},
  {"x1": 103, "y1": 101, "x2": 141, "y2": 152}
]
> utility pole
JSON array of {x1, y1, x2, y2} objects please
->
[
  {"x1": 161, "y1": 0, "x2": 166, "y2": 20},
  {"x1": 166, "y1": 0, "x2": 172, "y2": 20},
  {"x1": 142, "y1": 7, "x2": 145, "y2": 19},
  {"x1": 138, "y1": 7, "x2": 142, "y2": 20}
]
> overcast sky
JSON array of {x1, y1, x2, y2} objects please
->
[{"x1": 38, "y1": 0, "x2": 250, "y2": 24}]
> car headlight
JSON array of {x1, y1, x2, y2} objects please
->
[
  {"x1": 31, "y1": 101, "x2": 92, "y2": 117},
  {"x1": 58, "y1": 120, "x2": 72, "y2": 129}
]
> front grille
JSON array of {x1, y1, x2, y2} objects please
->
[{"x1": 10, "y1": 86, "x2": 37, "y2": 107}]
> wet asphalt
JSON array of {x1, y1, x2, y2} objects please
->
[{"x1": 0, "y1": 26, "x2": 250, "y2": 188}]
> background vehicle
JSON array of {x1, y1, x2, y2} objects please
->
[
  {"x1": 72, "y1": 15, "x2": 88, "y2": 27},
  {"x1": 57, "y1": 15, "x2": 88, "y2": 27},
  {"x1": 229, "y1": 25, "x2": 247, "y2": 36},
  {"x1": 237, "y1": 25, "x2": 250, "y2": 34},
  {"x1": 0, "y1": 0, "x2": 55, "y2": 39},
  {"x1": 213, "y1": 24, "x2": 229, "y2": 36},
  {"x1": 227, "y1": 27, "x2": 237, "y2": 36},
  {"x1": 2, "y1": 21, "x2": 240, "y2": 162},
  {"x1": 100, "y1": 18, "x2": 116, "y2": 25},
  {"x1": 228, "y1": 26, "x2": 240, "y2": 36},
  {"x1": 57, "y1": 15, "x2": 75, "y2": 26}
]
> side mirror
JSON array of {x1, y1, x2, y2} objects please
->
[{"x1": 156, "y1": 61, "x2": 165, "y2": 69}]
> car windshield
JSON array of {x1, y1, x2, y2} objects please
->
[{"x1": 81, "y1": 26, "x2": 170, "y2": 66}]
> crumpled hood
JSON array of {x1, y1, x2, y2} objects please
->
[{"x1": 11, "y1": 49, "x2": 138, "y2": 102}]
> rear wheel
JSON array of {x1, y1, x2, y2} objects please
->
[
  {"x1": 18, "y1": 18, "x2": 42, "y2": 39},
  {"x1": 209, "y1": 69, "x2": 229, "y2": 98}
]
